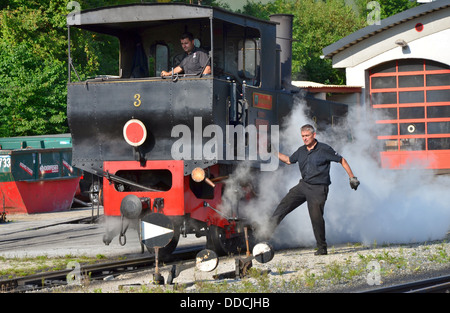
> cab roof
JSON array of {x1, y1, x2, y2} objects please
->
[{"x1": 67, "y1": 3, "x2": 277, "y2": 36}]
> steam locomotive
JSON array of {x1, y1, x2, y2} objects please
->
[{"x1": 66, "y1": 3, "x2": 338, "y2": 256}]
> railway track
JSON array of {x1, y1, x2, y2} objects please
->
[
  {"x1": 364, "y1": 274, "x2": 450, "y2": 293},
  {"x1": 0, "y1": 247, "x2": 201, "y2": 293}
]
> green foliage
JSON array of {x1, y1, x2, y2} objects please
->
[
  {"x1": 0, "y1": 0, "x2": 124, "y2": 137},
  {"x1": 0, "y1": 1, "x2": 68, "y2": 137},
  {"x1": 377, "y1": 0, "x2": 420, "y2": 19},
  {"x1": 239, "y1": 0, "x2": 420, "y2": 84},
  {"x1": 240, "y1": 0, "x2": 367, "y2": 84}
]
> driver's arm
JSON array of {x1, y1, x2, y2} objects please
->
[{"x1": 161, "y1": 66, "x2": 183, "y2": 77}]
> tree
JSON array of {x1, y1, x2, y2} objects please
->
[
  {"x1": 0, "y1": 1, "x2": 69, "y2": 136},
  {"x1": 239, "y1": 0, "x2": 420, "y2": 84},
  {"x1": 0, "y1": 0, "x2": 128, "y2": 137},
  {"x1": 240, "y1": 0, "x2": 366, "y2": 84},
  {"x1": 377, "y1": 0, "x2": 420, "y2": 19}
]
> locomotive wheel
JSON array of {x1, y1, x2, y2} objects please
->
[{"x1": 206, "y1": 225, "x2": 253, "y2": 256}]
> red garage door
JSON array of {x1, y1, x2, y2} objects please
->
[{"x1": 369, "y1": 59, "x2": 450, "y2": 169}]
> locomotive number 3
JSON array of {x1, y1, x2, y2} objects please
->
[{"x1": 134, "y1": 94, "x2": 142, "y2": 107}]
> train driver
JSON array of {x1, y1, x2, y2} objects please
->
[{"x1": 160, "y1": 32, "x2": 211, "y2": 77}]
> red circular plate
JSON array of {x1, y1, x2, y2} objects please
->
[{"x1": 123, "y1": 119, "x2": 147, "y2": 146}]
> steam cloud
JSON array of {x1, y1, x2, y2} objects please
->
[
  {"x1": 231, "y1": 95, "x2": 450, "y2": 248},
  {"x1": 103, "y1": 95, "x2": 450, "y2": 250}
]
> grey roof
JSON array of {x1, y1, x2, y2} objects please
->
[
  {"x1": 322, "y1": 0, "x2": 450, "y2": 59},
  {"x1": 67, "y1": 3, "x2": 277, "y2": 28}
]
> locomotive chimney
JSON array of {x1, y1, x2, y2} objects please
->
[{"x1": 270, "y1": 14, "x2": 293, "y2": 91}]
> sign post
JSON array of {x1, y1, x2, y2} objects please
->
[{"x1": 141, "y1": 213, "x2": 174, "y2": 285}]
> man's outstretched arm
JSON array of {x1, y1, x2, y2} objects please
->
[
  {"x1": 278, "y1": 152, "x2": 291, "y2": 165},
  {"x1": 340, "y1": 157, "x2": 360, "y2": 190}
]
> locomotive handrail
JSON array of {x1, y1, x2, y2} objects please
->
[
  {"x1": 73, "y1": 75, "x2": 214, "y2": 85},
  {"x1": 92, "y1": 168, "x2": 160, "y2": 192},
  {"x1": 199, "y1": 56, "x2": 212, "y2": 78},
  {"x1": 161, "y1": 73, "x2": 211, "y2": 81}
]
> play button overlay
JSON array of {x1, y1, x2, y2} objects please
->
[{"x1": 141, "y1": 213, "x2": 174, "y2": 248}]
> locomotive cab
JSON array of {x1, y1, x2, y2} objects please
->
[{"x1": 67, "y1": 3, "x2": 294, "y2": 256}]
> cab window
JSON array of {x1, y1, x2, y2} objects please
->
[
  {"x1": 153, "y1": 43, "x2": 169, "y2": 77},
  {"x1": 238, "y1": 39, "x2": 257, "y2": 79}
]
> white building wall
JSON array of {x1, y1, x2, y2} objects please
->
[{"x1": 344, "y1": 27, "x2": 450, "y2": 106}]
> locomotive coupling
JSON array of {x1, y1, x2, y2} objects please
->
[
  {"x1": 120, "y1": 195, "x2": 165, "y2": 219},
  {"x1": 120, "y1": 194, "x2": 150, "y2": 219}
]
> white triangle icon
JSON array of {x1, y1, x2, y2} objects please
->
[{"x1": 141, "y1": 221, "x2": 173, "y2": 240}]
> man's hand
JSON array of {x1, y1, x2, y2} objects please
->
[{"x1": 349, "y1": 177, "x2": 360, "y2": 190}]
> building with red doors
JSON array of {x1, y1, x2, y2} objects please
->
[{"x1": 322, "y1": 1, "x2": 450, "y2": 171}]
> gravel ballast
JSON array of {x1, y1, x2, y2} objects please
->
[
  {"x1": 45, "y1": 237, "x2": 450, "y2": 293},
  {"x1": 3, "y1": 210, "x2": 449, "y2": 293}
]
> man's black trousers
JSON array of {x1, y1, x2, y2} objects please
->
[{"x1": 271, "y1": 180, "x2": 329, "y2": 249}]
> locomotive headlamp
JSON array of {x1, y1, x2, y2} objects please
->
[
  {"x1": 191, "y1": 167, "x2": 215, "y2": 188},
  {"x1": 191, "y1": 167, "x2": 206, "y2": 182},
  {"x1": 123, "y1": 119, "x2": 147, "y2": 147}
]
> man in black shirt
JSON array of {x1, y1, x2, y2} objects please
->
[
  {"x1": 269, "y1": 124, "x2": 359, "y2": 255},
  {"x1": 160, "y1": 32, "x2": 211, "y2": 77}
]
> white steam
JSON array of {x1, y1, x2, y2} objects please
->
[
  {"x1": 103, "y1": 95, "x2": 450, "y2": 250},
  {"x1": 232, "y1": 95, "x2": 450, "y2": 248},
  {"x1": 324, "y1": 107, "x2": 450, "y2": 246}
]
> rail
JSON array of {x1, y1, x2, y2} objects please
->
[
  {"x1": 363, "y1": 274, "x2": 450, "y2": 293},
  {"x1": 0, "y1": 247, "x2": 201, "y2": 293}
]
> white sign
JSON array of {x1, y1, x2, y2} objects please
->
[
  {"x1": 141, "y1": 221, "x2": 173, "y2": 241},
  {"x1": 0, "y1": 156, "x2": 11, "y2": 169}
]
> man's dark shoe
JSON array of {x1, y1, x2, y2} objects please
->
[{"x1": 314, "y1": 247, "x2": 327, "y2": 255}]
